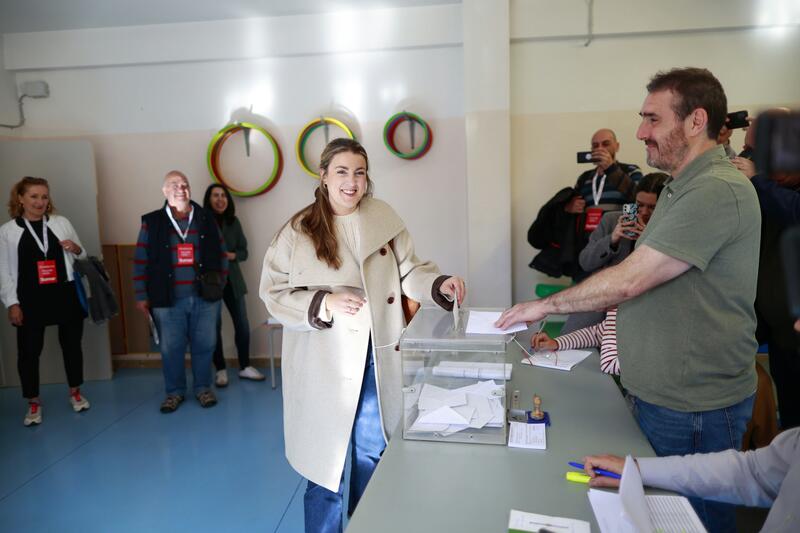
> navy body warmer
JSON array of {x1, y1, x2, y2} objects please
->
[{"x1": 142, "y1": 201, "x2": 222, "y2": 308}]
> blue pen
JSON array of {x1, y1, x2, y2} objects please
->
[{"x1": 568, "y1": 461, "x2": 622, "y2": 480}]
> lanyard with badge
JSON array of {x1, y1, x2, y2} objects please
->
[
  {"x1": 584, "y1": 171, "x2": 606, "y2": 232},
  {"x1": 166, "y1": 205, "x2": 195, "y2": 265},
  {"x1": 24, "y1": 217, "x2": 58, "y2": 285}
]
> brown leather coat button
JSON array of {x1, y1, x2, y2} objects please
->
[
  {"x1": 387, "y1": 296, "x2": 395, "y2": 304},
  {"x1": 380, "y1": 248, "x2": 387, "y2": 256}
]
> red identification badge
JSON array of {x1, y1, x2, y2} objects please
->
[
  {"x1": 37, "y1": 260, "x2": 57, "y2": 284},
  {"x1": 584, "y1": 207, "x2": 604, "y2": 232},
  {"x1": 177, "y1": 243, "x2": 195, "y2": 265}
]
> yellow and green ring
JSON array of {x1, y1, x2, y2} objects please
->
[
  {"x1": 207, "y1": 122, "x2": 283, "y2": 197},
  {"x1": 295, "y1": 117, "x2": 355, "y2": 178}
]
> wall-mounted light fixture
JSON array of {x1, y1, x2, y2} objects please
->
[{"x1": 0, "y1": 80, "x2": 50, "y2": 129}]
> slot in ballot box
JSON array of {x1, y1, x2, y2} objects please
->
[{"x1": 399, "y1": 306, "x2": 509, "y2": 445}]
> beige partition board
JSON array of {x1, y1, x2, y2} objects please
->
[{"x1": 0, "y1": 139, "x2": 112, "y2": 387}]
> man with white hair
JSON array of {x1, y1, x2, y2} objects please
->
[{"x1": 133, "y1": 170, "x2": 228, "y2": 413}]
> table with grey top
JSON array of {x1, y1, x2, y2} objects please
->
[{"x1": 346, "y1": 338, "x2": 655, "y2": 532}]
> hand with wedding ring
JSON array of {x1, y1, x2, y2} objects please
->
[{"x1": 325, "y1": 291, "x2": 367, "y2": 316}]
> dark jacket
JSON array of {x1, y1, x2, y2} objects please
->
[
  {"x1": 142, "y1": 201, "x2": 223, "y2": 307},
  {"x1": 218, "y1": 216, "x2": 248, "y2": 299},
  {"x1": 527, "y1": 187, "x2": 587, "y2": 279},
  {"x1": 574, "y1": 161, "x2": 641, "y2": 208},
  {"x1": 73, "y1": 257, "x2": 119, "y2": 324}
]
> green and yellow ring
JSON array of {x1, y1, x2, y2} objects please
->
[
  {"x1": 295, "y1": 117, "x2": 355, "y2": 178},
  {"x1": 383, "y1": 112, "x2": 433, "y2": 160},
  {"x1": 207, "y1": 122, "x2": 283, "y2": 197}
]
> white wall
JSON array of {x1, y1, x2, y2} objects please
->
[
  {"x1": 510, "y1": 3, "x2": 800, "y2": 305},
  {"x1": 1, "y1": 5, "x2": 469, "y2": 357},
  {"x1": 0, "y1": 37, "x2": 20, "y2": 126}
]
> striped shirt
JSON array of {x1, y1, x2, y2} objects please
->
[
  {"x1": 555, "y1": 307, "x2": 619, "y2": 375},
  {"x1": 133, "y1": 209, "x2": 228, "y2": 302}
]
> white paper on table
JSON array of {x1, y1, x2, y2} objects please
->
[
  {"x1": 417, "y1": 384, "x2": 467, "y2": 410},
  {"x1": 466, "y1": 310, "x2": 528, "y2": 335},
  {"x1": 520, "y1": 349, "x2": 592, "y2": 371},
  {"x1": 507, "y1": 421, "x2": 546, "y2": 449},
  {"x1": 588, "y1": 455, "x2": 707, "y2": 533},
  {"x1": 508, "y1": 509, "x2": 590, "y2": 533}
]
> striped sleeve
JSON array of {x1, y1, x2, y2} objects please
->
[
  {"x1": 555, "y1": 323, "x2": 603, "y2": 350},
  {"x1": 599, "y1": 308, "x2": 620, "y2": 375},
  {"x1": 133, "y1": 222, "x2": 149, "y2": 301}
]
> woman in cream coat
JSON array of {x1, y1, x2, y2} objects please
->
[{"x1": 261, "y1": 138, "x2": 465, "y2": 533}]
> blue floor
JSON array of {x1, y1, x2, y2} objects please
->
[{"x1": 0, "y1": 368, "x2": 309, "y2": 533}]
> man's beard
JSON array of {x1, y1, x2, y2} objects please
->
[{"x1": 646, "y1": 125, "x2": 689, "y2": 173}]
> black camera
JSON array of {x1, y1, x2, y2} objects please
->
[{"x1": 577, "y1": 151, "x2": 596, "y2": 164}]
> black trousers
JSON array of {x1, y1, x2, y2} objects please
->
[{"x1": 17, "y1": 317, "x2": 84, "y2": 399}]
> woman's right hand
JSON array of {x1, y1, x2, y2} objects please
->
[
  {"x1": 325, "y1": 291, "x2": 367, "y2": 316},
  {"x1": 531, "y1": 332, "x2": 557, "y2": 351},
  {"x1": 8, "y1": 304, "x2": 23, "y2": 326}
]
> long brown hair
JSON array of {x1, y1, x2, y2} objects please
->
[
  {"x1": 289, "y1": 138, "x2": 373, "y2": 269},
  {"x1": 8, "y1": 177, "x2": 55, "y2": 218}
]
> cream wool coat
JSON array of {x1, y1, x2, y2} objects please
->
[{"x1": 260, "y1": 197, "x2": 447, "y2": 492}]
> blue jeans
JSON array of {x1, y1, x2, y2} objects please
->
[
  {"x1": 213, "y1": 284, "x2": 252, "y2": 370},
  {"x1": 633, "y1": 394, "x2": 755, "y2": 533},
  {"x1": 304, "y1": 343, "x2": 386, "y2": 533},
  {"x1": 153, "y1": 296, "x2": 221, "y2": 397}
]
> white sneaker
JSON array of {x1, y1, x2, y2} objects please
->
[
  {"x1": 24, "y1": 402, "x2": 42, "y2": 426},
  {"x1": 215, "y1": 369, "x2": 229, "y2": 387},
  {"x1": 70, "y1": 390, "x2": 90, "y2": 412},
  {"x1": 239, "y1": 366, "x2": 266, "y2": 381}
]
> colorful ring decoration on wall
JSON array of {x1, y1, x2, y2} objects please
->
[
  {"x1": 295, "y1": 117, "x2": 355, "y2": 178},
  {"x1": 207, "y1": 122, "x2": 283, "y2": 197},
  {"x1": 383, "y1": 111, "x2": 433, "y2": 160}
]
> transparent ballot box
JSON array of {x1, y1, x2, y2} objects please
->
[{"x1": 400, "y1": 306, "x2": 510, "y2": 445}]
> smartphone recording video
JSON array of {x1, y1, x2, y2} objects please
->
[
  {"x1": 577, "y1": 151, "x2": 596, "y2": 164},
  {"x1": 726, "y1": 110, "x2": 749, "y2": 130}
]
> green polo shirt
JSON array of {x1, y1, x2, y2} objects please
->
[{"x1": 617, "y1": 145, "x2": 760, "y2": 412}]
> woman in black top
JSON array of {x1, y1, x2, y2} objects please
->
[{"x1": 0, "y1": 177, "x2": 90, "y2": 426}]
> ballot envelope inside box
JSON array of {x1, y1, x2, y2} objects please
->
[{"x1": 400, "y1": 306, "x2": 510, "y2": 445}]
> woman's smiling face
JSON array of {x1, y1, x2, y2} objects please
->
[{"x1": 322, "y1": 151, "x2": 368, "y2": 216}]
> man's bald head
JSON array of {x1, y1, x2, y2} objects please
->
[{"x1": 591, "y1": 129, "x2": 620, "y2": 161}]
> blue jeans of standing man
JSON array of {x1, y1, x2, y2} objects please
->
[
  {"x1": 304, "y1": 342, "x2": 386, "y2": 533},
  {"x1": 212, "y1": 284, "x2": 251, "y2": 371},
  {"x1": 153, "y1": 296, "x2": 221, "y2": 396},
  {"x1": 632, "y1": 394, "x2": 755, "y2": 533}
]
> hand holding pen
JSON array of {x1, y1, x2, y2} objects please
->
[
  {"x1": 577, "y1": 456, "x2": 625, "y2": 488},
  {"x1": 531, "y1": 332, "x2": 558, "y2": 351}
]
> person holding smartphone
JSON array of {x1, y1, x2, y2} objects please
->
[{"x1": 579, "y1": 172, "x2": 668, "y2": 274}]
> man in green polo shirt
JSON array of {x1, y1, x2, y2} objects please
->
[{"x1": 497, "y1": 67, "x2": 760, "y2": 533}]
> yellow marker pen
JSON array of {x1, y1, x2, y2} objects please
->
[{"x1": 566, "y1": 471, "x2": 591, "y2": 484}]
